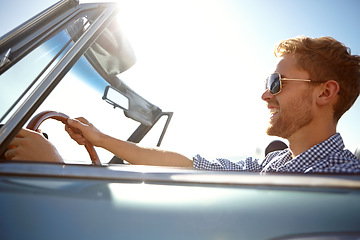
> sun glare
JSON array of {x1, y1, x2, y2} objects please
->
[{"x1": 112, "y1": 0, "x2": 273, "y2": 159}]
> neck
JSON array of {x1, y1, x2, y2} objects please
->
[{"x1": 287, "y1": 119, "x2": 337, "y2": 157}]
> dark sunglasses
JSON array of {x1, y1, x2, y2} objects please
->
[{"x1": 265, "y1": 72, "x2": 325, "y2": 95}]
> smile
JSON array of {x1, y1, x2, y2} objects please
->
[{"x1": 269, "y1": 108, "x2": 279, "y2": 119}]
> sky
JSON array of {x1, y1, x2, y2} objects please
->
[{"x1": 1, "y1": 0, "x2": 360, "y2": 160}]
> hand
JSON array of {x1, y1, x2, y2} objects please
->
[
  {"x1": 5, "y1": 129, "x2": 63, "y2": 163},
  {"x1": 65, "y1": 117, "x2": 104, "y2": 147}
]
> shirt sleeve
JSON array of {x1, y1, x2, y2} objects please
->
[{"x1": 193, "y1": 154, "x2": 263, "y2": 172}]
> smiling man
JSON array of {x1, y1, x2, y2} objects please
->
[
  {"x1": 6, "y1": 36, "x2": 360, "y2": 173},
  {"x1": 264, "y1": 54, "x2": 340, "y2": 157}
]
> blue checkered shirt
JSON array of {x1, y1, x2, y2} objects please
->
[{"x1": 193, "y1": 133, "x2": 360, "y2": 173}]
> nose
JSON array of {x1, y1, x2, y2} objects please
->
[{"x1": 261, "y1": 89, "x2": 273, "y2": 102}]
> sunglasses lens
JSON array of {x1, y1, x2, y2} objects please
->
[{"x1": 267, "y1": 73, "x2": 281, "y2": 94}]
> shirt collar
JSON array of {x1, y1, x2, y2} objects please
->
[{"x1": 263, "y1": 133, "x2": 345, "y2": 173}]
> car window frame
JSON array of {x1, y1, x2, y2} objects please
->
[{"x1": 0, "y1": 2, "x2": 119, "y2": 156}]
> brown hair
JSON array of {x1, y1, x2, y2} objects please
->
[{"x1": 274, "y1": 36, "x2": 360, "y2": 122}]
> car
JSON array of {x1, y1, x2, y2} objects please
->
[{"x1": 1, "y1": 1, "x2": 360, "y2": 239}]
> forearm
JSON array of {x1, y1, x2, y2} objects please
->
[{"x1": 96, "y1": 134, "x2": 193, "y2": 167}]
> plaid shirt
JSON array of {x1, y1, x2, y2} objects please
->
[{"x1": 193, "y1": 133, "x2": 360, "y2": 173}]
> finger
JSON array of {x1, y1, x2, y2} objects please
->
[
  {"x1": 67, "y1": 118, "x2": 90, "y2": 136},
  {"x1": 64, "y1": 123, "x2": 75, "y2": 135},
  {"x1": 65, "y1": 119, "x2": 87, "y2": 145},
  {"x1": 65, "y1": 131, "x2": 86, "y2": 145},
  {"x1": 13, "y1": 128, "x2": 30, "y2": 138},
  {"x1": 71, "y1": 135, "x2": 87, "y2": 145},
  {"x1": 4, "y1": 148, "x2": 17, "y2": 160},
  {"x1": 75, "y1": 117, "x2": 90, "y2": 125},
  {"x1": 67, "y1": 118, "x2": 90, "y2": 130},
  {"x1": 16, "y1": 128, "x2": 42, "y2": 138},
  {"x1": 67, "y1": 118, "x2": 83, "y2": 131},
  {"x1": 65, "y1": 119, "x2": 82, "y2": 135},
  {"x1": 7, "y1": 133, "x2": 31, "y2": 147},
  {"x1": 7, "y1": 137, "x2": 21, "y2": 148},
  {"x1": 6, "y1": 130, "x2": 31, "y2": 155}
]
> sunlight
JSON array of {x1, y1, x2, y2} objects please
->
[
  {"x1": 112, "y1": 0, "x2": 272, "y2": 159},
  {"x1": 108, "y1": 182, "x2": 235, "y2": 208}
]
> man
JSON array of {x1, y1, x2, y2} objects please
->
[{"x1": 5, "y1": 36, "x2": 360, "y2": 173}]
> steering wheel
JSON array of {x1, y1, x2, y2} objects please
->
[{"x1": 27, "y1": 111, "x2": 101, "y2": 165}]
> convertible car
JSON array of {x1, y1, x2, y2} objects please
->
[{"x1": 0, "y1": 1, "x2": 360, "y2": 239}]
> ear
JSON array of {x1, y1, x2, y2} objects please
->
[{"x1": 316, "y1": 80, "x2": 340, "y2": 106}]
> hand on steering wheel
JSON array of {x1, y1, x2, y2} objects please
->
[{"x1": 27, "y1": 111, "x2": 101, "y2": 165}]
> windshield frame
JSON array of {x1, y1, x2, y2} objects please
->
[{"x1": 0, "y1": 2, "x2": 119, "y2": 155}]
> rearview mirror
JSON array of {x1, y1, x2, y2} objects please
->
[
  {"x1": 102, "y1": 86, "x2": 129, "y2": 111},
  {"x1": 66, "y1": 15, "x2": 136, "y2": 77}
]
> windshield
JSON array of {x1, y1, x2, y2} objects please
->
[
  {"x1": 32, "y1": 32, "x2": 138, "y2": 163},
  {"x1": 0, "y1": 4, "x2": 169, "y2": 164},
  {"x1": 0, "y1": 32, "x2": 71, "y2": 123}
]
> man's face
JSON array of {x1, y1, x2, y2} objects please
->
[{"x1": 262, "y1": 54, "x2": 315, "y2": 139}]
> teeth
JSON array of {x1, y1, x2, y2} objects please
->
[{"x1": 269, "y1": 108, "x2": 279, "y2": 115}]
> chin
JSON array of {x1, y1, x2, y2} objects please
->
[{"x1": 266, "y1": 125, "x2": 290, "y2": 139}]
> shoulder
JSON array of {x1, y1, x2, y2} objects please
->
[{"x1": 309, "y1": 150, "x2": 360, "y2": 173}]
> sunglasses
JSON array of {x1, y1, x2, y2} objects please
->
[{"x1": 265, "y1": 72, "x2": 325, "y2": 95}]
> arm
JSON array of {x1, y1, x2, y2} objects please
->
[
  {"x1": 65, "y1": 118, "x2": 193, "y2": 167},
  {"x1": 4, "y1": 129, "x2": 63, "y2": 163}
]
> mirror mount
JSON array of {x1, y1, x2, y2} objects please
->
[{"x1": 102, "y1": 84, "x2": 174, "y2": 165}]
